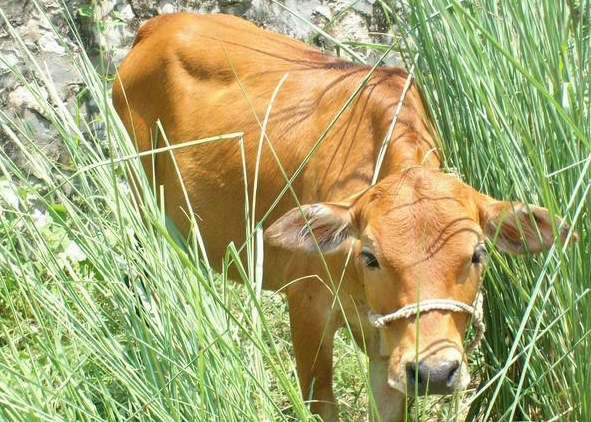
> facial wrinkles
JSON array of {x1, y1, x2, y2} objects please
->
[
  {"x1": 360, "y1": 171, "x2": 485, "y2": 309},
  {"x1": 371, "y1": 198, "x2": 481, "y2": 304},
  {"x1": 377, "y1": 199, "x2": 468, "y2": 264}
]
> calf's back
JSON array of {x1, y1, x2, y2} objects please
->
[{"x1": 112, "y1": 12, "x2": 438, "y2": 287}]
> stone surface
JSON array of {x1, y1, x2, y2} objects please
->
[
  {"x1": 0, "y1": 0, "x2": 86, "y2": 176},
  {"x1": 0, "y1": 0, "x2": 401, "y2": 174}
]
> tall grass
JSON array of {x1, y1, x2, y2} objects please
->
[
  {"x1": 0, "y1": 4, "x2": 311, "y2": 422},
  {"x1": 0, "y1": 1, "x2": 588, "y2": 422},
  {"x1": 387, "y1": 0, "x2": 590, "y2": 420}
]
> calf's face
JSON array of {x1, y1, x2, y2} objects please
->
[{"x1": 265, "y1": 168, "x2": 576, "y2": 396}]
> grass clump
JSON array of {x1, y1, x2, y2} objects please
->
[
  {"x1": 388, "y1": 0, "x2": 589, "y2": 420},
  {"x1": 0, "y1": 4, "x2": 310, "y2": 422}
]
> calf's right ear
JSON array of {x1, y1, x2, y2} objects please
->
[{"x1": 264, "y1": 203, "x2": 353, "y2": 253}]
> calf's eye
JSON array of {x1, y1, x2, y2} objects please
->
[
  {"x1": 471, "y1": 245, "x2": 488, "y2": 265},
  {"x1": 361, "y1": 250, "x2": 380, "y2": 269}
]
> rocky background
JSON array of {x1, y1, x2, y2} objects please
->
[{"x1": 0, "y1": 0, "x2": 400, "y2": 173}]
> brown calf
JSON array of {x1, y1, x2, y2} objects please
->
[{"x1": 113, "y1": 13, "x2": 576, "y2": 422}]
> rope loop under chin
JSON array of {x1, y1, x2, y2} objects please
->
[{"x1": 367, "y1": 293, "x2": 485, "y2": 354}]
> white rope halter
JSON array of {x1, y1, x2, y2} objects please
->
[{"x1": 368, "y1": 292, "x2": 485, "y2": 354}]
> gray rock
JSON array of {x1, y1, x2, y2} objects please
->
[
  {"x1": 0, "y1": 0, "x2": 402, "y2": 176},
  {"x1": 8, "y1": 85, "x2": 48, "y2": 115}
]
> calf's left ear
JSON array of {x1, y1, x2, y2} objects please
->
[
  {"x1": 264, "y1": 203, "x2": 353, "y2": 253},
  {"x1": 478, "y1": 196, "x2": 578, "y2": 254}
]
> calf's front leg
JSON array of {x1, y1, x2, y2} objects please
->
[
  {"x1": 346, "y1": 309, "x2": 406, "y2": 422},
  {"x1": 287, "y1": 283, "x2": 342, "y2": 422},
  {"x1": 369, "y1": 359, "x2": 406, "y2": 422}
]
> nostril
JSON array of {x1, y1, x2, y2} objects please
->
[
  {"x1": 406, "y1": 362, "x2": 415, "y2": 384},
  {"x1": 446, "y1": 361, "x2": 460, "y2": 386},
  {"x1": 406, "y1": 362, "x2": 419, "y2": 385},
  {"x1": 406, "y1": 362, "x2": 425, "y2": 386}
]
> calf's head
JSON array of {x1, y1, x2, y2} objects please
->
[{"x1": 266, "y1": 168, "x2": 576, "y2": 395}]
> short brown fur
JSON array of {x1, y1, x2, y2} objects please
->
[{"x1": 114, "y1": 13, "x2": 575, "y2": 422}]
